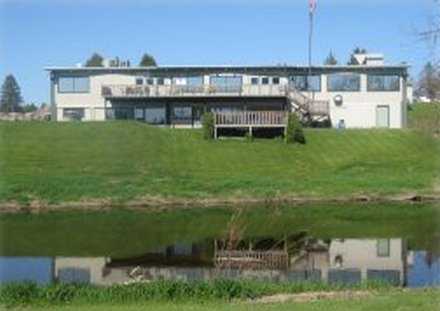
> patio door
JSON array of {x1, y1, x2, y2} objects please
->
[{"x1": 376, "y1": 106, "x2": 390, "y2": 128}]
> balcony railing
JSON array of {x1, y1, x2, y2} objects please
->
[{"x1": 101, "y1": 84, "x2": 288, "y2": 98}]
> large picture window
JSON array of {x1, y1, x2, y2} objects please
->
[
  {"x1": 210, "y1": 76, "x2": 242, "y2": 93},
  {"x1": 173, "y1": 106, "x2": 192, "y2": 124},
  {"x1": 289, "y1": 75, "x2": 321, "y2": 92},
  {"x1": 328, "y1": 73, "x2": 361, "y2": 92},
  {"x1": 145, "y1": 107, "x2": 166, "y2": 124},
  {"x1": 367, "y1": 75, "x2": 400, "y2": 92},
  {"x1": 58, "y1": 77, "x2": 90, "y2": 93}
]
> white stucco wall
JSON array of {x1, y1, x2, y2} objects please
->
[{"x1": 329, "y1": 239, "x2": 405, "y2": 282}]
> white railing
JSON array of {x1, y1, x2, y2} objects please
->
[
  {"x1": 214, "y1": 111, "x2": 287, "y2": 127},
  {"x1": 101, "y1": 84, "x2": 287, "y2": 98}
]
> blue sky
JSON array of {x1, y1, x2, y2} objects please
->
[{"x1": 0, "y1": 0, "x2": 437, "y2": 104}]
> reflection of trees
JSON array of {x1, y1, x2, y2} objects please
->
[{"x1": 215, "y1": 210, "x2": 329, "y2": 271}]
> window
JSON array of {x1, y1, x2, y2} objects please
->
[
  {"x1": 134, "y1": 108, "x2": 144, "y2": 120},
  {"x1": 289, "y1": 75, "x2": 321, "y2": 92},
  {"x1": 135, "y1": 78, "x2": 144, "y2": 85},
  {"x1": 157, "y1": 78, "x2": 165, "y2": 85},
  {"x1": 186, "y1": 76, "x2": 204, "y2": 86},
  {"x1": 58, "y1": 77, "x2": 90, "y2": 93},
  {"x1": 145, "y1": 107, "x2": 166, "y2": 124},
  {"x1": 146, "y1": 78, "x2": 155, "y2": 85},
  {"x1": 251, "y1": 77, "x2": 259, "y2": 85},
  {"x1": 272, "y1": 77, "x2": 280, "y2": 85},
  {"x1": 262, "y1": 77, "x2": 270, "y2": 85},
  {"x1": 210, "y1": 76, "x2": 242, "y2": 92},
  {"x1": 328, "y1": 73, "x2": 361, "y2": 92},
  {"x1": 368, "y1": 75, "x2": 400, "y2": 92},
  {"x1": 173, "y1": 106, "x2": 192, "y2": 124},
  {"x1": 63, "y1": 108, "x2": 85, "y2": 121},
  {"x1": 377, "y1": 239, "x2": 390, "y2": 257}
]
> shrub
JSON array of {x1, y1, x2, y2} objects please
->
[
  {"x1": 202, "y1": 112, "x2": 215, "y2": 140},
  {"x1": 285, "y1": 113, "x2": 306, "y2": 144}
]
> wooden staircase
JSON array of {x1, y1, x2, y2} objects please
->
[{"x1": 286, "y1": 86, "x2": 330, "y2": 124}]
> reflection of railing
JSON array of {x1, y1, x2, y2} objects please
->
[
  {"x1": 215, "y1": 250, "x2": 289, "y2": 270},
  {"x1": 214, "y1": 111, "x2": 287, "y2": 127}
]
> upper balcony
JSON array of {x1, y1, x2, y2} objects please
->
[
  {"x1": 101, "y1": 84, "x2": 288, "y2": 98},
  {"x1": 101, "y1": 84, "x2": 330, "y2": 117}
]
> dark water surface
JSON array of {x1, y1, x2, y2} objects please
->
[{"x1": 0, "y1": 204, "x2": 439, "y2": 287}]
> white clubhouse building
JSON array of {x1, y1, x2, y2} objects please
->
[{"x1": 46, "y1": 54, "x2": 409, "y2": 129}]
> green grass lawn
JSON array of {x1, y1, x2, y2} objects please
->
[
  {"x1": 8, "y1": 290, "x2": 440, "y2": 311},
  {"x1": 0, "y1": 121, "x2": 439, "y2": 205}
]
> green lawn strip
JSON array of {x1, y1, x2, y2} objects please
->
[
  {"x1": 3, "y1": 288, "x2": 439, "y2": 311},
  {"x1": 0, "y1": 121, "x2": 439, "y2": 204}
]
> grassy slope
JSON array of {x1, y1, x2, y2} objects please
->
[
  {"x1": 0, "y1": 121, "x2": 439, "y2": 204},
  {"x1": 10, "y1": 290, "x2": 440, "y2": 311}
]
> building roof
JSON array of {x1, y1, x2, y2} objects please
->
[
  {"x1": 45, "y1": 64, "x2": 409, "y2": 77},
  {"x1": 45, "y1": 64, "x2": 409, "y2": 71}
]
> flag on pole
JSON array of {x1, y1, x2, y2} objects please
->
[{"x1": 309, "y1": 0, "x2": 317, "y2": 14}]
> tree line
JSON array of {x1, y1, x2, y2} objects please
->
[{"x1": 85, "y1": 52, "x2": 157, "y2": 67}]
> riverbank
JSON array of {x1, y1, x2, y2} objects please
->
[{"x1": 0, "y1": 122, "x2": 439, "y2": 210}]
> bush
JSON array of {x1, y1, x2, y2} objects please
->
[
  {"x1": 285, "y1": 113, "x2": 306, "y2": 144},
  {"x1": 202, "y1": 112, "x2": 215, "y2": 140}
]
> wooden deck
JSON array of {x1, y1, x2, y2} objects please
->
[{"x1": 213, "y1": 111, "x2": 287, "y2": 139}]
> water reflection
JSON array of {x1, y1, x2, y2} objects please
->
[{"x1": 1, "y1": 238, "x2": 439, "y2": 288}]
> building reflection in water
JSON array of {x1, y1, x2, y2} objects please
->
[
  {"x1": 2, "y1": 238, "x2": 437, "y2": 288},
  {"x1": 51, "y1": 237, "x2": 409, "y2": 286}
]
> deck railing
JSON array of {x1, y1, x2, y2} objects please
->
[
  {"x1": 215, "y1": 250, "x2": 289, "y2": 270},
  {"x1": 214, "y1": 111, "x2": 287, "y2": 127},
  {"x1": 101, "y1": 84, "x2": 287, "y2": 98}
]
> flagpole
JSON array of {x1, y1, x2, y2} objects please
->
[{"x1": 308, "y1": 7, "x2": 314, "y2": 99}]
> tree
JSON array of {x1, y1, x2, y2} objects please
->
[
  {"x1": 285, "y1": 113, "x2": 306, "y2": 144},
  {"x1": 418, "y1": 62, "x2": 440, "y2": 100},
  {"x1": 139, "y1": 53, "x2": 157, "y2": 67},
  {"x1": 324, "y1": 51, "x2": 338, "y2": 65},
  {"x1": 0, "y1": 74, "x2": 23, "y2": 113},
  {"x1": 347, "y1": 47, "x2": 367, "y2": 65},
  {"x1": 23, "y1": 103, "x2": 38, "y2": 112},
  {"x1": 85, "y1": 53, "x2": 104, "y2": 67}
]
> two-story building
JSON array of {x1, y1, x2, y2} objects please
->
[{"x1": 46, "y1": 54, "x2": 409, "y2": 129}]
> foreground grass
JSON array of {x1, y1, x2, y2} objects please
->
[
  {"x1": 5, "y1": 289, "x2": 440, "y2": 311},
  {"x1": 0, "y1": 122, "x2": 439, "y2": 204}
]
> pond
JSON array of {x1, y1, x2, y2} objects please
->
[{"x1": 0, "y1": 203, "x2": 439, "y2": 288}]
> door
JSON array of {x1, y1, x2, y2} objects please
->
[{"x1": 376, "y1": 106, "x2": 390, "y2": 128}]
